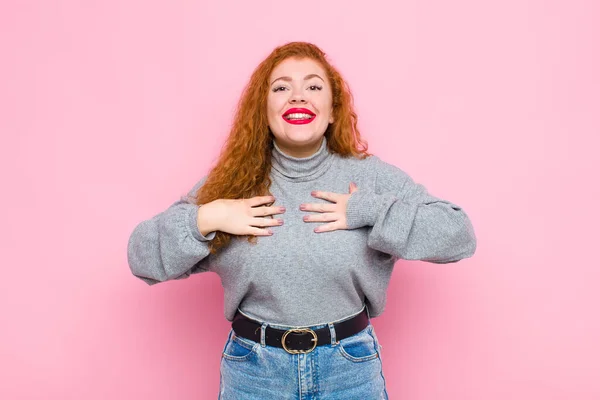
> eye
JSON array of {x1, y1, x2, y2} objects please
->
[
  {"x1": 272, "y1": 86, "x2": 287, "y2": 92},
  {"x1": 309, "y1": 85, "x2": 323, "y2": 91}
]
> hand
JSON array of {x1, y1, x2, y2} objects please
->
[
  {"x1": 300, "y1": 182, "x2": 359, "y2": 233},
  {"x1": 197, "y1": 196, "x2": 285, "y2": 236}
]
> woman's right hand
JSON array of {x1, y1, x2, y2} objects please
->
[{"x1": 196, "y1": 196, "x2": 285, "y2": 237}]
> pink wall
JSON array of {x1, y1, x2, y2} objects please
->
[{"x1": 2, "y1": 0, "x2": 599, "y2": 398}]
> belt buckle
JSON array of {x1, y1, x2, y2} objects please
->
[{"x1": 281, "y1": 328, "x2": 318, "y2": 354}]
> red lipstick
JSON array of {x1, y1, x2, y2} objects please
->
[{"x1": 282, "y1": 108, "x2": 316, "y2": 125}]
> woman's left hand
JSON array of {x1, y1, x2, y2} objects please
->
[{"x1": 300, "y1": 182, "x2": 359, "y2": 233}]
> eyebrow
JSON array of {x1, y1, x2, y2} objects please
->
[{"x1": 270, "y1": 74, "x2": 325, "y2": 85}]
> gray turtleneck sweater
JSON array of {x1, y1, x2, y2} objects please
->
[{"x1": 127, "y1": 137, "x2": 477, "y2": 326}]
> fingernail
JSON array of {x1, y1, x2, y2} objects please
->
[
  {"x1": 280, "y1": 207, "x2": 286, "y2": 212},
  {"x1": 278, "y1": 219, "x2": 284, "y2": 225},
  {"x1": 267, "y1": 229, "x2": 273, "y2": 235},
  {"x1": 299, "y1": 204, "x2": 306, "y2": 210}
]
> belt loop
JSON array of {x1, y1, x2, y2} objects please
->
[
  {"x1": 328, "y1": 322, "x2": 337, "y2": 345},
  {"x1": 260, "y1": 322, "x2": 268, "y2": 347}
]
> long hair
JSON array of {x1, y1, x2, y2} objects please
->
[{"x1": 195, "y1": 41, "x2": 371, "y2": 254}]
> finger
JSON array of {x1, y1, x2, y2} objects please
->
[
  {"x1": 311, "y1": 190, "x2": 340, "y2": 202},
  {"x1": 313, "y1": 222, "x2": 339, "y2": 233},
  {"x1": 349, "y1": 182, "x2": 358, "y2": 194},
  {"x1": 247, "y1": 196, "x2": 276, "y2": 207},
  {"x1": 303, "y1": 213, "x2": 337, "y2": 223},
  {"x1": 250, "y1": 217, "x2": 284, "y2": 227},
  {"x1": 300, "y1": 203, "x2": 336, "y2": 213},
  {"x1": 250, "y1": 205, "x2": 285, "y2": 217},
  {"x1": 248, "y1": 227, "x2": 273, "y2": 236}
]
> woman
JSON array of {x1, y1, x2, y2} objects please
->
[{"x1": 128, "y1": 41, "x2": 477, "y2": 399}]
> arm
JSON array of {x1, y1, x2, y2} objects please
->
[
  {"x1": 345, "y1": 156, "x2": 477, "y2": 263},
  {"x1": 127, "y1": 177, "x2": 216, "y2": 285}
]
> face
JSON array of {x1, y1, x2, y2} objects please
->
[{"x1": 267, "y1": 57, "x2": 334, "y2": 158}]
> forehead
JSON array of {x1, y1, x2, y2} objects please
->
[{"x1": 270, "y1": 57, "x2": 327, "y2": 81}]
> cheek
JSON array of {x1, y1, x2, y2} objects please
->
[
  {"x1": 267, "y1": 96, "x2": 284, "y2": 118},
  {"x1": 267, "y1": 97, "x2": 284, "y2": 129},
  {"x1": 317, "y1": 97, "x2": 333, "y2": 120},
  {"x1": 314, "y1": 92, "x2": 332, "y2": 109}
]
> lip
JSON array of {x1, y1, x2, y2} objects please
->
[
  {"x1": 283, "y1": 108, "x2": 316, "y2": 117},
  {"x1": 282, "y1": 107, "x2": 316, "y2": 125}
]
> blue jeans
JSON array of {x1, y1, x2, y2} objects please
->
[{"x1": 218, "y1": 308, "x2": 389, "y2": 399}]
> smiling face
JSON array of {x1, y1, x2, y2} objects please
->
[{"x1": 267, "y1": 57, "x2": 334, "y2": 158}]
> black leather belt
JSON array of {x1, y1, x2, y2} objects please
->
[{"x1": 231, "y1": 307, "x2": 369, "y2": 354}]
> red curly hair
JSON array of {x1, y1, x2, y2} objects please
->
[{"x1": 195, "y1": 41, "x2": 371, "y2": 254}]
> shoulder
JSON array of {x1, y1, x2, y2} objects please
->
[
  {"x1": 370, "y1": 154, "x2": 411, "y2": 177},
  {"x1": 339, "y1": 153, "x2": 414, "y2": 192},
  {"x1": 330, "y1": 153, "x2": 376, "y2": 181},
  {"x1": 369, "y1": 154, "x2": 413, "y2": 192},
  {"x1": 183, "y1": 175, "x2": 209, "y2": 203},
  {"x1": 332, "y1": 152, "x2": 378, "y2": 170},
  {"x1": 338, "y1": 153, "x2": 410, "y2": 176}
]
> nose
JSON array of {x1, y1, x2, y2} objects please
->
[{"x1": 289, "y1": 88, "x2": 307, "y2": 104}]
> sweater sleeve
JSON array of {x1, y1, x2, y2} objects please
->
[
  {"x1": 127, "y1": 177, "x2": 217, "y2": 285},
  {"x1": 345, "y1": 156, "x2": 477, "y2": 263}
]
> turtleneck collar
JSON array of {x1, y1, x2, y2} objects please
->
[{"x1": 271, "y1": 136, "x2": 334, "y2": 182}]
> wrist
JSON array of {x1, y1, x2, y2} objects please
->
[
  {"x1": 197, "y1": 201, "x2": 219, "y2": 237},
  {"x1": 346, "y1": 191, "x2": 390, "y2": 229}
]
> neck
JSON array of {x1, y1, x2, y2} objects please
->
[
  {"x1": 271, "y1": 136, "x2": 334, "y2": 181},
  {"x1": 273, "y1": 137, "x2": 324, "y2": 158}
]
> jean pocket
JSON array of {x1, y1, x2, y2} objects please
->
[
  {"x1": 370, "y1": 324, "x2": 384, "y2": 360},
  {"x1": 337, "y1": 325, "x2": 380, "y2": 363},
  {"x1": 222, "y1": 333, "x2": 259, "y2": 361}
]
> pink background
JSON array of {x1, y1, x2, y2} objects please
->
[{"x1": 2, "y1": 0, "x2": 599, "y2": 398}]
